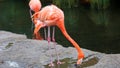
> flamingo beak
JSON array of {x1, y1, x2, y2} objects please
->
[
  {"x1": 74, "y1": 58, "x2": 83, "y2": 67},
  {"x1": 77, "y1": 58, "x2": 83, "y2": 65}
]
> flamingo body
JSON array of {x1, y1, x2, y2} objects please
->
[
  {"x1": 32, "y1": 5, "x2": 64, "y2": 34},
  {"x1": 32, "y1": 5, "x2": 84, "y2": 64},
  {"x1": 29, "y1": 0, "x2": 84, "y2": 65}
]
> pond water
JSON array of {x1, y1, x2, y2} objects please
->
[
  {"x1": 44, "y1": 57, "x2": 99, "y2": 68},
  {"x1": 0, "y1": 1, "x2": 120, "y2": 54}
]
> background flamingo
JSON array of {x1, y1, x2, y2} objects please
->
[{"x1": 29, "y1": 0, "x2": 84, "y2": 66}]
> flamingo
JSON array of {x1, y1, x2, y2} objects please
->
[{"x1": 29, "y1": 0, "x2": 84, "y2": 66}]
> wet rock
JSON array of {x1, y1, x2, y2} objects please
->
[
  {"x1": 87, "y1": 54, "x2": 120, "y2": 68},
  {"x1": 0, "y1": 31, "x2": 120, "y2": 68}
]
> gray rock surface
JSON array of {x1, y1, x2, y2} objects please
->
[
  {"x1": 87, "y1": 54, "x2": 120, "y2": 68},
  {"x1": 0, "y1": 31, "x2": 120, "y2": 68}
]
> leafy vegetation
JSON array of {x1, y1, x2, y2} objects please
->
[
  {"x1": 52, "y1": 0, "x2": 78, "y2": 8},
  {"x1": 52, "y1": 0, "x2": 110, "y2": 9},
  {"x1": 89, "y1": 0, "x2": 110, "y2": 9}
]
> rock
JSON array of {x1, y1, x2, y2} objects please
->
[
  {"x1": 87, "y1": 54, "x2": 120, "y2": 68},
  {"x1": 0, "y1": 31, "x2": 120, "y2": 68},
  {"x1": 0, "y1": 30, "x2": 26, "y2": 51},
  {"x1": 0, "y1": 31, "x2": 26, "y2": 42}
]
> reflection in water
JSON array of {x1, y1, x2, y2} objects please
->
[
  {"x1": 62, "y1": 7, "x2": 120, "y2": 53},
  {"x1": 0, "y1": 1, "x2": 120, "y2": 54},
  {"x1": 88, "y1": 10, "x2": 109, "y2": 25},
  {"x1": 0, "y1": 0, "x2": 32, "y2": 38}
]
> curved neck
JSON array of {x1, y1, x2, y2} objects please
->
[{"x1": 57, "y1": 20, "x2": 84, "y2": 58}]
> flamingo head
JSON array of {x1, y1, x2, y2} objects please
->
[
  {"x1": 75, "y1": 52, "x2": 84, "y2": 65},
  {"x1": 74, "y1": 58, "x2": 83, "y2": 67},
  {"x1": 29, "y1": 0, "x2": 41, "y2": 12},
  {"x1": 77, "y1": 58, "x2": 83, "y2": 65}
]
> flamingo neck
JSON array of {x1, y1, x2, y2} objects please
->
[{"x1": 57, "y1": 21, "x2": 84, "y2": 59}]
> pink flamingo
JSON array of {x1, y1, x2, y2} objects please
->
[{"x1": 29, "y1": 0, "x2": 84, "y2": 66}]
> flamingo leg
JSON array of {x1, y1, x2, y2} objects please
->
[
  {"x1": 47, "y1": 26, "x2": 54, "y2": 67},
  {"x1": 52, "y1": 27, "x2": 65, "y2": 65},
  {"x1": 44, "y1": 27, "x2": 47, "y2": 40}
]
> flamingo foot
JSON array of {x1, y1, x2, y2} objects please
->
[{"x1": 48, "y1": 62, "x2": 54, "y2": 67}]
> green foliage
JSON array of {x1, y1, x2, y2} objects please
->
[
  {"x1": 52, "y1": 0, "x2": 78, "y2": 8},
  {"x1": 89, "y1": 0, "x2": 110, "y2": 9}
]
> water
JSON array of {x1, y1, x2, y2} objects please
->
[
  {"x1": 0, "y1": 0, "x2": 120, "y2": 54},
  {"x1": 44, "y1": 57, "x2": 99, "y2": 68}
]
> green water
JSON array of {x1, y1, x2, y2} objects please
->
[
  {"x1": 0, "y1": 1, "x2": 120, "y2": 54},
  {"x1": 44, "y1": 57, "x2": 99, "y2": 68}
]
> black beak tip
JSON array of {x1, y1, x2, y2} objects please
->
[{"x1": 74, "y1": 64, "x2": 81, "y2": 68}]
